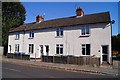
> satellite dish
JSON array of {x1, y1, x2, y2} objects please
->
[{"x1": 111, "y1": 20, "x2": 115, "y2": 24}]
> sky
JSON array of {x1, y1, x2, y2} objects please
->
[{"x1": 21, "y1": 2, "x2": 118, "y2": 35}]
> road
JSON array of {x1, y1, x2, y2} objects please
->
[{"x1": 2, "y1": 62, "x2": 118, "y2": 78}]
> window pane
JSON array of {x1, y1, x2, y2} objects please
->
[
  {"x1": 60, "y1": 47, "x2": 63, "y2": 54},
  {"x1": 86, "y1": 44, "x2": 90, "y2": 55},
  {"x1": 56, "y1": 30, "x2": 59, "y2": 36},
  {"x1": 86, "y1": 27, "x2": 90, "y2": 34},
  {"x1": 82, "y1": 44, "x2": 85, "y2": 48},
  {"x1": 18, "y1": 44, "x2": 19, "y2": 52},
  {"x1": 82, "y1": 44, "x2": 86, "y2": 55},
  {"x1": 15, "y1": 44, "x2": 17, "y2": 51},
  {"x1": 29, "y1": 44, "x2": 31, "y2": 53},
  {"x1": 60, "y1": 28, "x2": 63, "y2": 36},
  {"x1": 46, "y1": 46, "x2": 49, "y2": 53},
  {"x1": 56, "y1": 47, "x2": 59, "y2": 54},
  {"x1": 29, "y1": 44, "x2": 34, "y2": 53},
  {"x1": 82, "y1": 48, "x2": 85, "y2": 55},
  {"x1": 102, "y1": 46, "x2": 108, "y2": 54},
  {"x1": 60, "y1": 44, "x2": 63, "y2": 47},
  {"x1": 16, "y1": 32, "x2": 19, "y2": 39},
  {"x1": 29, "y1": 31, "x2": 31, "y2": 37},
  {"x1": 60, "y1": 30, "x2": 63, "y2": 36},
  {"x1": 15, "y1": 44, "x2": 19, "y2": 52},
  {"x1": 32, "y1": 44, "x2": 34, "y2": 53},
  {"x1": 56, "y1": 44, "x2": 59, "y2": 47},
  {"x1": 102, "y1": 55, "x2": 107, "y2": 61},
  {"x1": 82, "y1": 28, "x2": 85, "y2": 35},
  {"x1": 32, "y1": 32, "x2": 34, "y2": 38}
]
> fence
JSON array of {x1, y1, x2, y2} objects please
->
[
  {"x1": 42, "y1": 55, "x2": 100, "y2": 66},
  {"x1": 7, "y1": 53, "x2": 30, "y2": 60}
]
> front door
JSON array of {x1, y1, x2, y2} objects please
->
[{"x1": 102, "y1": 45, "x2": 109, "y2": 64}]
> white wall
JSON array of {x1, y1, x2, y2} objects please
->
[{"x1": 8, "y1": 23, "x2": 111, "y2": 63}]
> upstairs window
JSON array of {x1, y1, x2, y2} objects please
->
[
  {"x1": 56, "y1": 28, "x2": 63, "y2": 37},
  {"x1": 81, "y1": 25, "x2": 90, "y2": 36},
  {"x1": 56, "y1": 44, "x2": 63, "y2": 54},
  {"x1": 29, "y1": 44, "x2": 34, "y2": 53},
  {"x1": 15, "y1": 32, "x2": 20, "y2": 40},
  {"x1": 82, "y1": 44, "x2": 90, "y2": 56},
  {"x1": 29, "y1": 31, "x2": 34, "y2": 38},
  {"x1": 15, "y1": 44, "x2": 19, "y2": 52}
]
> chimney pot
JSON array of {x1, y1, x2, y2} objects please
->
[
  {"x1": 36, "y1": 15, "x2": 44, "y2": 23},
  {"x1": 76, "y1": 7, "x2": 84, "y2": 17}
]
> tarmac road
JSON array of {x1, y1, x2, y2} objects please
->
[
  {"x1": 2, "y1": 62, "x2": 118, "y2": 79},
  {"x1": 2, "y1": 62, "x2": 119, "y2": 79}
]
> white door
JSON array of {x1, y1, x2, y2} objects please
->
[{"x1": 101, "y1": 45, "x2": 109, "y2": 64}]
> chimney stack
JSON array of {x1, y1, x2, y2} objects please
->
[
  {"x1": 36, "y1": 15, "x2": 44, "y2": 23},
  {"x1": 76, "y1": 7, "x2": 84, "y2": 17}
]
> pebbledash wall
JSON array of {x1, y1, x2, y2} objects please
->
[{"x1": 8, "y1": 22, "x2": 112, "y2": 64}]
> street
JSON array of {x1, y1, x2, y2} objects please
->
[{"x1": 2, "y1": 62, "x2": 117, "y2": 78}]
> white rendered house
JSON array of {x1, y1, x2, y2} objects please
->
[{"x1": 8, "y1": 8, "x2": 112, "y2": 64}]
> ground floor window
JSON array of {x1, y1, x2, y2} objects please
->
[
  {"x1": 56, "y1": 44, "x2": 63, "y2": 54},
  {"x1": 29, "y1": 44, "x2": 34, "y2": 53},
  {"x1": 82, "y1": 44, "x2": 90, "y2": 55},
  {"x1": 15, "y1": 44, "x2": 19, "y2": 52},
  {"x1": 45, "y1": 45, "x2": 49, "y2": 55}
]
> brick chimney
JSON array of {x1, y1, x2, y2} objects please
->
[
  {"x1": 76, "y1": 7, "x2": 84, "y2": 17},
  {"x1": 36, "y1": 15, "x2": 44, "y2": 23}
]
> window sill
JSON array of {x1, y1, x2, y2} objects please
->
[
  {"x1": 15, "y1": 38, "x2": 19, "y2": 40},
  {"x1": 54, "y1": 54, "x2": 63, "y2": 56},
  {"x1": 79, "y1": 35, "x2": 90, "y2": 37},
  {"x1": 28, "y1": 37, "x2": 34, "y2": 39},
  {"x1": 55, "y1": 36, "x2": 63, "y2": 38},
  {"x1": 81, "y1": 55, "x2": 91, "y2": 56},
  {"x1": 29, "y1": 52, "x2": 33, "y2": 54}
]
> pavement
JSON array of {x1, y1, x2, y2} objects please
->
[{"x1": 2, "y1": 56, "x2": 119, "y2": 77}]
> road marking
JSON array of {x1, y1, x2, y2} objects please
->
[{"x1": 2, "y1": 67, "x2": 21, "y2": 72}]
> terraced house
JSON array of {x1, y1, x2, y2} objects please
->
[{"x1": 8, "y1": 8, "x2": 113, "y2": 65}]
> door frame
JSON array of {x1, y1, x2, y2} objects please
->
[{"x1": 101, "y1": 45, "x2": 109, "y2": 64}]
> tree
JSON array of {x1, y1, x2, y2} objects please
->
[
  {"x1": 2, "y1": 2, "x2": 26, "y2": 55},
  {"x1": 112, "y1": 34, "x2": 120, "y2": 56}
]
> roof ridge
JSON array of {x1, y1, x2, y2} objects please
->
[
  {"x1": 9, "y1": 11, "x2": 110, "y2": 33},
  {"x1": 44, "y1": 11, "x2": 110, "y2": 22}
]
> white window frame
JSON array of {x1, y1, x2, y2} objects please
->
[
  {"x1": 81, "y1": 44, "x2": 91, "y2": 56},
  {"x1": 56, "y1": 44, "x2": 63, "y2": 54},
  {"x1": 15, "y1": 44, "x2": 19, "y2": 52},
  {"x1": 29, "y1": 31, "x2": 34, "y2": 38},
  {"x1": 81, "y1": 25, "x2": 90, "y2": 36},
  {"x1": 29, "y1": 44, "x2": 34, "y2": 54},
  {"x1": 56, "y1": 28, "x2": 63, "y2": 37},
  {"x1": 15, "y1": 32, "x2": 20, "y2": 40}
]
